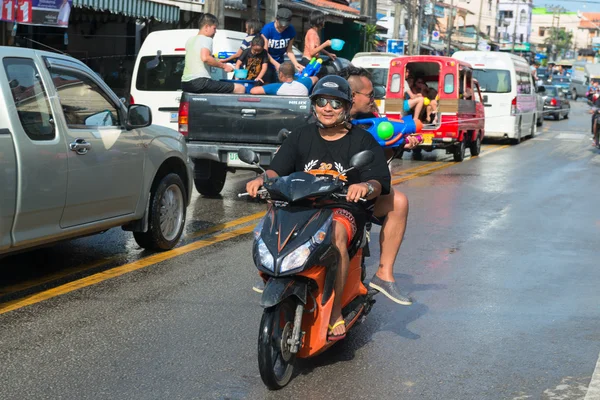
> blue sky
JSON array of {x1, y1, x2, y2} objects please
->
[{"x1": 538, "y1": 1, "x2": 599, "y2": 12}]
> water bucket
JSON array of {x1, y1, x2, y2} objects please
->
[
  {"x1": 330, "y1": 39, "x2": 345, "y2": 51},
  {"x1": 234, "y1": 69, "x2": 249, "y2": 79}
]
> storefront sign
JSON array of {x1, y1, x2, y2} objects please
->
[
  {"x1": 434, "y1": 5, "x2": 445, "y2": 18},
  {"x1": 1, "y1": 0, "x2": 71, "y2": 27}
]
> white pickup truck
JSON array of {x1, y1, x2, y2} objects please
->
[{"x1": 0, "y1": 47, "x2": 193, "y2": 256}]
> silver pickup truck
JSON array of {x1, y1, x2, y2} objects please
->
[{"x1": 0, "y1": 47, "x2": 193, "y2": 256}]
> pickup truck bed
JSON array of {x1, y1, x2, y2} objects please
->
[{"x1": 180, "y1": 92, "x2": 313, "y2": 196}]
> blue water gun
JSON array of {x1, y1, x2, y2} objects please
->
[
  {"x1": 295, "y1": 57, "x2": 323, "y2": 79},
  {"x1": 351, "y1": 115, "x2": 423, "y2": 148},
  {"x1": 215, "y1": 52, "x2": 236, "y2": 60}
]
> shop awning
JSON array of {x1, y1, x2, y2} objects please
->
[
  {"x1": 73, "y1": 0, "x2": 180, "y2": 23},
  {"x1": 279, "y1": 0, "x2": 365, "y2": 22}
]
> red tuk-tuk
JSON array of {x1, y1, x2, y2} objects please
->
[{"x1": 384, "y1": 56, "x2": 485, "y2": 161}]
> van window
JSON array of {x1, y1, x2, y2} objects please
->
[
  {"x1": 136, "y1": 55, "x2": 186, "y2": 91},
  {"x1": 444, "y1": 74, "x2": 454, "y2": 94},
  {"x1": 364, "y1": 68, "x2": 388, "y2": 99},
  {"x1": 517, "y1": 72, "x2": 531, "y2": 94},
  {"x1": 390, "y1": 73, "x2": 401, "y2": 93},
  {"x1": 472, "y1": 69, "x2": 511, "y2": 93},
  {"x1": 3, "y1": 58, "x2": 55, "y2": 141}
]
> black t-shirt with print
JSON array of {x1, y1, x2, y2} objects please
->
[
  {"x1": 269, "y1": 123, "x2": 391, "y2": 197},
  {"x1": 238, "y1": 48, "x2": 268, "y2": 80}
]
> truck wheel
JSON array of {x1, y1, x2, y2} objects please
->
[
  {"x1": 134, "y1": 173, "x2": 186, "y2": 251},
  {"x1": 193, "y1": 160, "x2": 227, "y2": 196},
  {"x1": 411, "y1": 148, "x2": 423, "y2": 160},
  {"x1": 469, "y1": 135, "x2": 481, "y2": 156},
  {"x1": 453, "y1": 141, "x2": 465, "y2": 162}
]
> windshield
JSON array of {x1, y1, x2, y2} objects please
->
[
  {"x1": 472, "y1": 69, "x2": 512, "y2": 93},
  {"x1": 364, "y1": 68, "x2": 388, "y2": 99},
  {"x1": 136, "y1": 55, "x2": 228, "y2": 91},
  {"x1": 543, "y1": 86, "x2": 558, "y2": 96}
]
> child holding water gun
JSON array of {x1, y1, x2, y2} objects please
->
[{"x1": 220, "y1": 19, "x2": 263, "y2": 63}]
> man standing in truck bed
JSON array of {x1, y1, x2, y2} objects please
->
[{"x1": 181, "y1": 13, "x2": 245, "y2": 94}]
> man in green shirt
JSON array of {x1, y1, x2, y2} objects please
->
[{"x1": 181, "y1": 14, "x2": 245, "y2": 94}]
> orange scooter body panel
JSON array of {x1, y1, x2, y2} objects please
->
[{"x1": 296, "y1": 249, "x2": 367, "y2": 358}]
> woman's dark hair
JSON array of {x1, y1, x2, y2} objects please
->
[
  {"x1": 309, "y1": 11, "x2": 325, "y2": 28},
  {"x1": 251, "y1": 36, "x2": 265, "y2": 47},
  {"x1": 199, "y1": 13, "x2": 218, "y2": 29},
  {"x1": 246, "y1": 19, "x2": 263, "y2": 34}
]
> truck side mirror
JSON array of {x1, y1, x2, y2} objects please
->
[{"x1": 126, "y1": 104, "x2": 152, "y2": 129}]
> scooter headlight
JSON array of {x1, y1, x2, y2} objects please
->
[
  {"x1": 280, "y1": 241, "x2": 312, "y2": 273},
  {"x1": 257, "y1": 238, "x2": 274, "y2": 271}
]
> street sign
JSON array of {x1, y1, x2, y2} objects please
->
[
  {"x1": 431, "y1": 31, "x2": 440, "y2": 41},
  {"x1": 387, "y1": 39, "x2": 404, "y2": 55}
]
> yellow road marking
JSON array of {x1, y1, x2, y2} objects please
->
[
  {"x1": 0, "y1": 143, "x2": 514, "y2": 314},
  {"x1": 0, "y1": 224, "x2": 255, "y2": 315},
  {"x1": 0, "y1": 212, "x2": 265, "y2": 298},
  {"x1": 391, "y1": 144, "x2": 510, "y2": 185}
]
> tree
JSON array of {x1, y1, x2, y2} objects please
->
[
  {"x1": 544, "y1": 28, "x2": 573, "y2": 58},
  {"x1": 362, "y1": 24, "x2": 379, "y2": 52}
]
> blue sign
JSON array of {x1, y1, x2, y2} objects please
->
[{"x1": 387, "y1": 39, "x2": 404, "y2": 55}]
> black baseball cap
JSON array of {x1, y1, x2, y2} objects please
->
[{"x1": 276, "y1": 8, "x2": 293, "y2": 27}]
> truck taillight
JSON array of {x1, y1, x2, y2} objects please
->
[
  {"x1": 178, "y1": 101, "x2": 189, "y2": 136},
  {"x1": 510, "y1": 97, "x2": 517, "y2": 116},
  {"x1": 550, "y1": 98, "x2": 557, "y2": 106},
  {"x1": 130, "y1": 95, "x2": 134, "y2": 104}
]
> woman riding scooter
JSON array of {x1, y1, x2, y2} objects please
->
[{"x1": 246, "y1": 75, "x2": 391, "y2": 341}]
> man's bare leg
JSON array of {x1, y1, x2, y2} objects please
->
[
  {"x1": 368, "y1": 189, "x2": 413, "y2": 305},
  {"x1": 329, "y1": 221, "x2": 350, "y2": 337}
]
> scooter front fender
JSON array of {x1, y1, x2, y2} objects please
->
[{"x1": 260, "y1": 278, "x2": 307, "y2": 309}]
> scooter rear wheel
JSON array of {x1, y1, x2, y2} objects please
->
[{"x1": 258, "y1": 299, "x2": 296, "y2": 390}]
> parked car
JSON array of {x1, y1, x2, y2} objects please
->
[
  {"x1": 0, "y1": 47, "x2": 193, "y2": 256},
  {"x1": 541, "y1": 85, "x2": 570, "y2": 120},
  {"x1": 550, "y1": 76, "x2": 571, "y2": 97}
]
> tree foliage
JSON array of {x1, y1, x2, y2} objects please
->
[{"x1": 544, "y1": 28, "x2": 573, "y2": 55}]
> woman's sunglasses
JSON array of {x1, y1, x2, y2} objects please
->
[{"x1": 314, "y1": 97, "x2": 344, "y2": 110}]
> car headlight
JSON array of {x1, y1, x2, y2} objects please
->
[
  {"x1": 257, "y1": 238, "x2": 274, "y2": 271},
  {"x1": 280, "y1": 241, "x2": 311, "y2": 273}
]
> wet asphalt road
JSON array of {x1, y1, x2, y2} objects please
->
[{"x1": 1, "y1": 101, "x2": 600, "y2": 400}]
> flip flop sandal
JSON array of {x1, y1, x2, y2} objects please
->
[{"x1": 327, "y1": 320, "x2": 346, "y2": 342}]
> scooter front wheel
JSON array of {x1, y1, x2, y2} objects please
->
[{"x1": 257, "y1": 298, "x2": 297, "y2": 390}]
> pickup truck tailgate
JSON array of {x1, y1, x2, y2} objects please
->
[{"x1": 183, "y1": 93, "x2": 312, "y2": 144}]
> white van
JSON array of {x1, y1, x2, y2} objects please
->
[
  {"x1": 130, "y1": 29, "x2": 246, "y2": 130},
  {"x1": 453, "y1": 51, "x2": 537, "y2": 142},
  {"x1": 351, "y1": 52, "x2": 401, "y2": 115},
  {"x1": 570, "y1": 61, "x2": 600, "y2": 100}
]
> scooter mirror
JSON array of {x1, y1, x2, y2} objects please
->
[
  {"x1": 278, "y1": 128, "x2": 290, "y2": 142},
  {"x1": 238, "y1": 148, "x2": 259, "y2": 165},
  {"x1": 349, "y1": 150, "x2": 374, "y2": 170}
]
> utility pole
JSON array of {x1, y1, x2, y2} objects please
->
[
  {"x1": 393, "y1": 1, "x2": 402, "y2": 40},
  {"x1": 446, "y1": 0, "x2": 455, "y2": 55},
  {"x1": 511, "y1": 3, "x2": 519, "y2": 54},
  {"x1": 474, "y1": 0, "x2": 484, "y2": 50},
  {"x1": 206, "y1": 0, "x2": 225, "y2": 26},
  {"x1": 416, "y1": 0, "x2": 424, "y2": 54}
]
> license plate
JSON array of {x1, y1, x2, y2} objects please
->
[
  {"x1": 170, "y1": 112, "x2": 178, "y2": 122},
  {"x1": 228, "y1": 152, "x2": 248, "y2": 167},
  {"x1": 421, "y1": 134, "x2": 434, "y2": 146}
]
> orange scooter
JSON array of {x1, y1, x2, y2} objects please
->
[{"x1": 238, "y1": 149, "x2": 378, "y2": 390}]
